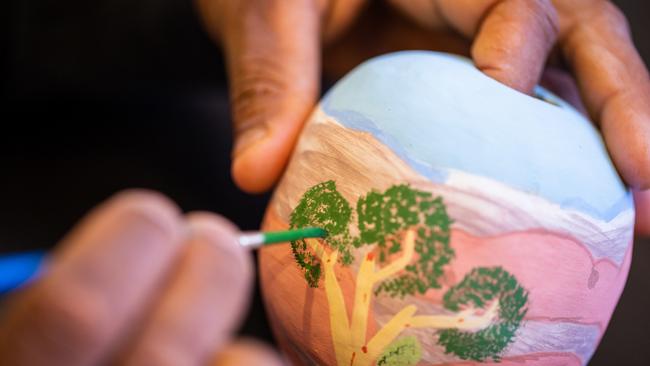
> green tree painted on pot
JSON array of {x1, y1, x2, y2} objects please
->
[
  {"x1": 289, "y1": 180, "x2": 356, "y2": 286},
  {"x1": 357, "y1": 184, "x2": 455, "y2": 297},
  {"x1": 438, "y1": 267, "x2": 529, "y2": 362},
  {"x1": 288, "y1": 180, "x2": 528, "y2": 365}
]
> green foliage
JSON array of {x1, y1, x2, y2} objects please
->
[
  {"x1": 437, "y1": 266, "x2": 529, "y2": 361},
  {"x1": 289, "y1": 181, "x2": 354, "y2": 286},
  {"x1": 289, "y1": 182, "x2": 454, "y2": 294},
  {"x1": 357, "y1": 185, "x2": 454, "y2": 298},
  {"x1": 376, "y1": 336, "x2": 422, "y2": 366}
]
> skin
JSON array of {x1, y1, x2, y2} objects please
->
[
  {"x1": 0, "y1": 191, "x2": 284, "y2": 366},
  {"x1": 1, "y1": 2, "x2": 648, "y2": 365}
]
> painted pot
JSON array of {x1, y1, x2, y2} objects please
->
[{"x1": 259, "y1": 51, "x2": 634, "y2": 366}]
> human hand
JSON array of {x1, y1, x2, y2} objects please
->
[
  {"x1": 0, "y1": 191, "x2": 283, "y2": 366},
  {"x1": 196, "y1": 0, "x2": 650, "y2": 233}
]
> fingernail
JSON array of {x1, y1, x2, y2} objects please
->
[{"x1": 233, "y1": 124, "x2": 268, "y2": 158}]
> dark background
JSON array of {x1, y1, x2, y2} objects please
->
[{"x1": 1, "y1": 1, "x2": 649, "y2": 364}]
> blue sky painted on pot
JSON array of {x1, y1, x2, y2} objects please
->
[{"x1": 322, "y1": 51, "x2": 631, "y2": 221}]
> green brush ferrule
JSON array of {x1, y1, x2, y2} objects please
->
[{"x1": 263, "y1": 227, "x2": 328, "y2": 245}]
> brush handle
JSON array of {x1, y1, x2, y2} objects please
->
[
  {"x1": 239, "y1": 227, "x2": 327, "y2": 249},
  {"x1": 264, "y1": 227, "x2": 327, "y2": 244},
  {"x1": 0, "y1": 250, "x2": 47, "y2": 295},
  {"x1": 0, "y1": 228, "x2": 326, "y2": 295}
]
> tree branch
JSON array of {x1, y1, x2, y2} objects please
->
[
  {"x1": 373, "y1": 229, "x2": 416, "y2": 283},
  {"x1": 359, "y1": 305, "x2": 419, "y2": 365},
  {"x1": 305, "y1": 237, "x2": 326, "y2": 261},
  {"x1": 349, "y1": 229, "x2": 417, "y2": 352},
  {"x1": 410, "y1": 299, "x2": 500, "y2": 331},
  {"x1": 306, "y1": 239, "x2": 351, "y2": 365},
  {"x1": 350, "y1": 249, "x2": 379, "y2": 348}
]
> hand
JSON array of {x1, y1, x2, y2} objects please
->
[
  {"x1": 197, "y1": 0, "x2": 650, "y2": 234},
  {"x1": 0, "y1": 191, "x2": 284, "y2": 366}
]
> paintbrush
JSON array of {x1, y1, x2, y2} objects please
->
[
  {"x1": 0, "y1": 227, "x2": 327, "y2": 295},
  {"x1": 238, "y1": 227, "x2": 327, "y2": 249}
]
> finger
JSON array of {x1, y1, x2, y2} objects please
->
[
  {"x1": 0, "y1": 190, "x2": 184, "y2": 366},
  {"x1": 558, "y1": 1, "x2": 650, "y2": 188},
  {"x1": 386, "y1": 0, "x2": 558, "y2": 92},
  {"x1": 633, "y1": 190, "x2": 650, "y2": 237},
  {"x1": 468, "y1": 0, "x2": 559, "y2": 93},
  {"x1": 120, "y1": 212, "x2": 252, "y2": 366},
  {"x1": 213, "y1": 1, "x2": 321, "y2": 193},
  {"x1": 212, "y1": 339, "x2": 285, "y2": 366}
]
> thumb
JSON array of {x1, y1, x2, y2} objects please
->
[{"x1": 200, "y1": 0, "x2": 321, "y2": 193}]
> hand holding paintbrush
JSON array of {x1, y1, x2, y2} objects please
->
[
  {"x1": 1, "y1": 226, "x2": 327, "y2": 294},
  {"x1": 0, "y1": 191, "x2": 324, "y2": 365}
]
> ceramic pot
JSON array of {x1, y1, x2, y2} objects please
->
[{"x1": 259, "y1": 51, "x2": 634, "y2": 366}]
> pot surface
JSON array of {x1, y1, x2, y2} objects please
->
[{"x1": 259, "y1": 51, "x2": 634, "y2": 366}]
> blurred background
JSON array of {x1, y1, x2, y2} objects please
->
[{"x1": 1, "y1": 1, "x2": 648, "y2": 364}]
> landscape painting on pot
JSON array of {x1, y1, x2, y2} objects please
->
[{"x1": 259, "y1": 52, "x2": 634, "y2": 366}]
